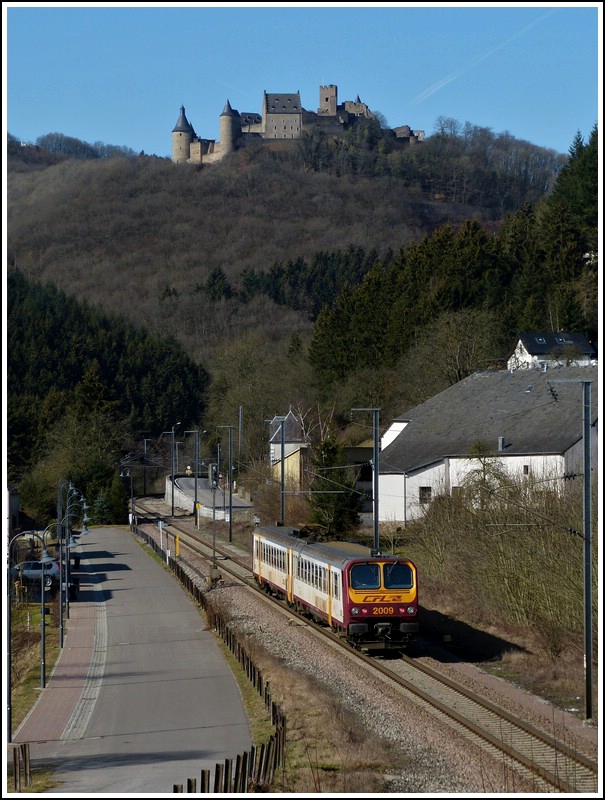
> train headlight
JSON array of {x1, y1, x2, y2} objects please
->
[
  {"x1": 407, "y1": 606, "x2": 415, "y2": 615},
  {"x1": 351, "y1": 607, "x2": 360, "y2": 615}
]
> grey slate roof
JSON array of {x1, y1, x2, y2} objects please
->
[
  {"x1": 268, "y1": 411, "x2": 307, "y2": 444},
  {"x1": 515, "y1": 331, "x2": 596, "y2": 357},
  {"x1": 240, "y1": 112, "x2": 262, "y2": 125},
  {"x1": 172, "y1": 105, "x2": 194, "y2": 133},
  {"x1": 380, "y1": 366, "x2": 598, "y2": 475},
  {"x1": 221, "y1": 100, "x2": 240, "y2": 117},
  {"x1": 264, "y1": 92, "x2": 301, "y2": 113}
]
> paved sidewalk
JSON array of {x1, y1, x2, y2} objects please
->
[
  {"x1": 8, "y1": 526, "x2": 253, "y2": 793},
  {"x1": 12, "y1": 572, "x2": 98, "y2": 750}
]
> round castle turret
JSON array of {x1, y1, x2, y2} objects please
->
[
  {"x1": 220, "y1": 100, "x2": 240, "y2": 156},
  {"x1": 172, "y1": 105, "x2": 194, "y2": 163}
]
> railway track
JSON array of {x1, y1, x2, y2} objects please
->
[{"x1": 135, "y1": 500, "x2": 599, "y2": 793}]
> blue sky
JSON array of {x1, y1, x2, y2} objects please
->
[{"x1": 3, "y1": 3, "x2": 601, "y2": 158}]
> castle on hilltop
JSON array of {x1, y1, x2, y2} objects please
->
[{"x1": 172, "y1": 84, "x2": 424, "y2": 165}]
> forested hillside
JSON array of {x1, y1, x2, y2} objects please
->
[
  {"x1": 6, "y1": 122, "x2": 598, "y2": 526},
  {"x1": 7, "y1": 121, "x2": 566, "y2": 366},
  {"x1": 7, "y1": 269, "x2": 209, "y2": 520}
]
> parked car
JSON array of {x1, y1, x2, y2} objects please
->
[{"x1": 10, "y1": 559, "x2": 61, "y2": 584}]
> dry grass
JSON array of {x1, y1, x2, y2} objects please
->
[
  {"x1": 6, "y1": 597, "x2": 62, "y2": 794},
  {"x1": 239, "y1": 640, "x2": 406, "y2": 794}
]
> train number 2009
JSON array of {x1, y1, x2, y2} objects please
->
[{"x1": 374, "y1": 606, "x2": 394, "y2": 615}]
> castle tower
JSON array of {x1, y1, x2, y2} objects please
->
[
  {"x1": 172, "y1": 105, "x2": 194, "y2": 163},
  {"x1": 319, "y1": 84, "x2": 337, "y2": 116},
  {"x1": 220, "y1": 100, "x2": 240, "y2": 156}
]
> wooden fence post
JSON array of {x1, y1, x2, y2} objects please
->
[{"x1": 200, "y1": 768, "x2": 210, "y2": 792}]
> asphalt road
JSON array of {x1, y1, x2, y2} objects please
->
[{"x1": 15, "y1": 526, "x2": 252, "y2": 793}]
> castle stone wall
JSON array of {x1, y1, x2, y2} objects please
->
[
  {"x1": 263, "y1": 112, "x2": 302, "y2": 139},
  {"x1": 172, "y1": 83, "x2": 424, "y2": 164},
  {"x1": 173, "y1": 131, "x2": 192, "y2": 163}
]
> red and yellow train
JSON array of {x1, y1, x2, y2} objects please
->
[{"x1": 253, "y1": 525, "x2": 419, "y2": 653}]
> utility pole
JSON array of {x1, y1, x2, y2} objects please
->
[
  {"x1": 582, "y1": 379, "x2": 593, "y2": 721},
  {"x1": 143, "y1": 438, "x2": 152, "y2": 496},
  {"x1": 185, "y1": 429, "x2": 200, "y2": 519},
  {"x1": 352, "y1": 408, "x2": 381, "y2": 554},
  {"x1": 218, "y1": 426, "x2": 234, "y2": 542},
  {"x1": 171, "y1": 421, "x2": 180, "y2": 516},
  {"x1": 550, "y1": 377, "x2": 594, "y2": 720},
  {"x1": 280, "y1": 418, "x2": 285, "y2": 525}
]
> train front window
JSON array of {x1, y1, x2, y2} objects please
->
[
  {"x1": 383, "y1": 562, "x2": 413, "y2": 589},
  {"x1": 350, "y1": 563, "x2": 380, "y2": 589}
]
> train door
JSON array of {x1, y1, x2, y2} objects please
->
[{"x1": 286, "y1": 548, "x2": 294, "y2": 604}]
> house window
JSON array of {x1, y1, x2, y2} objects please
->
[
  {"x1": 419, "y1": 486, "x2": 432, "y2": 505},
  {"x1": 523, "y1": 465, "x2": 529, "y2": 475}
]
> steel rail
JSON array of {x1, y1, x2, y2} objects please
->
[{"x1": 134, "y1": 500, "x2": 598, "y2": 793}]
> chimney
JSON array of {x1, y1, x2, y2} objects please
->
[{"x1": 498, "y1": 436, "x2": 505, "y2": 451}]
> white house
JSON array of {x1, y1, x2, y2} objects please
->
[
  {"x1": 268, "y1": 410, "x2": 310, "y2": 488},
  {"x1": 507, "y1": 331, "x2": 596, "y2": 371},
  {"x1": 378, "y1": 365, "x2": 598, "y2": 525}
]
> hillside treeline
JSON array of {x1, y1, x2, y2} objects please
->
[
  {"x1": 298, "y1": 115, "x2": 566, "y2": 213},
  {"x1": 10, "y1": 115, "x2": 565, "y2": 213},
  {"x1": 6, "y1": 121, "x2": 571, "y2": 370},
  {"x1": 7, "y1": 270, "x2": 209, "y2": 518},
  {"x1": 8, "y1": 131, "x2": 139, "y2": 165},
  {"x1": 6, "y1": 122, "x2": 597, "y2": 525}
]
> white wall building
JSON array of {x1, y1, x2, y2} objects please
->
[
  {"x1": 378, "y1": 365, "x2": 598, "y2": 525},
  {"x1": 507, "y1": 331, "x2": 596, "y2": 371}
]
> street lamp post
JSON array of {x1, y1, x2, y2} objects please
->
[
  {"x1": 120, "y1": 468, "x2": 134, "y2": 528},
  {"x1": 7, "y1": 532, "x2": 53, "y2": 742},
  {"x1": 44, "y1": 495, "x2": 89, "y2": 647},
  {"x1": 63, "y1": 533, "x2": 81, "y2": 621},
  {"x1": 218, "y1": 425, "x2": 234, "y2": 542},
  {"x1": 56, "y1": 481, "x2": 80, "y2": 632}
]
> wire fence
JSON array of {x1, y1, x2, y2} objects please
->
[{"x1": 136, "y1": 527, "x2": 287, "y2": 793}]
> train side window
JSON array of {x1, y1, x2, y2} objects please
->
[
  {"x1": 384, "y1": 562, "x2": 413, "y2": 589},
  {"x1": 350, "y1": 563, "x2": 380, "y2": 589}
]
